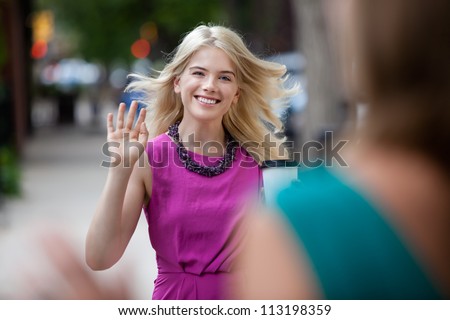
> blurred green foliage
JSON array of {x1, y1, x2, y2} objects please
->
[
  {"x1": 37, "y1": 0, "x2": 225, "y2": 66},
  {"x1": 0, "y1": 147, "x2": 21, "y2": 196}
]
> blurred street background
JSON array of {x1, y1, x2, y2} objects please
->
[{"x1": 0, "y1": 0, "x2": 350, "y2": 298}]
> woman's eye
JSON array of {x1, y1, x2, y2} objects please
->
[{"x1": 220, "y1": 76, "x2": 232, "y2": 81}]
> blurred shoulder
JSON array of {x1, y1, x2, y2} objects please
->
[{"x1": 235, "y1": 204, "x2": 322, "y2": 299}]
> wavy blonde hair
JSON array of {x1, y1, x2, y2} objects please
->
[{"x1": 127, "y1": 24, "x2": 297, "y2": 163}]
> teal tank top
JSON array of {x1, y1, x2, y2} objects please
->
[{"x1": 275, "y1": 166, "x2": 442, "y2": 299}]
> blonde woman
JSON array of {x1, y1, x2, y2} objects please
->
[{"x1": 85, "y1": 24, "x2": 294, "y2": 299}]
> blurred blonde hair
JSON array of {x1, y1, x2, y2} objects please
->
[{"x1": 126, "y1": 24, "x2": 297, "y2": 163}]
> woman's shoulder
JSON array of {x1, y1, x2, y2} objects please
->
[
  {"x1": 237, "y1": 146, "x2": 261, "y2": 166},
  {"x1": 145, "y1": 133, "x2": 173, "y2": 160},
  {"x1": 274, "y1": 165, "x2": 446, "y2": 299},
  {"x1": 146, "y1": 133, "x2": 171, "y2": 149},
  {"x1": 276, "y1": 166, "x2": 367, "y2": 216},
  {"x1": 149, "y1": 133, "x2": 170, "y2": 144}
]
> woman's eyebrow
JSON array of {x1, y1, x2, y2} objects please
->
[{"x1": 189, "y1": 66, "x2": 236, "y2": 77}]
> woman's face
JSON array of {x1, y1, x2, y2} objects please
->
[{"x1": 174, "y1": 46, "x2": 240, "y2": 124}]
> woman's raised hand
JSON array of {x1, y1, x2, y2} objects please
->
[{"x1": 106, "y1": 101, "x2": 149, "y2": 168}]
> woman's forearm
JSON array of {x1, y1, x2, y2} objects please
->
[{"x1": 85, "y1": 166, "x2": 134, "y2": 270}]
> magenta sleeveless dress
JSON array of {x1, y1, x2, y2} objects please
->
[{"x1": 144, "y1": 133, "x2": 261, "y2": 299}]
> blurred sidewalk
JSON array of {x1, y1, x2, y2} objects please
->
[{"x1": 0, "y1": 98, "x2": 155, "y2": 299}]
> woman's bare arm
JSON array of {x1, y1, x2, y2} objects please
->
[{"x1": 85, "y1": 102, "x2": 150, "y2": 270}]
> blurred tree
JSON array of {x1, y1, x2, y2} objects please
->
[
  {"x1": 36, "y1": 0, "x2": 296, "y2": 66},
  {"x1": 37, "y1": 0, "x2": 224, "y2": 66},
  {"x1": 147, "y1": 0, "x2": 226, "y2": 54},
  {"x1": 0, "y1": 0, "x2": 32, "y2": 197},
  {"x1": 223, "y1": 0, "x2": 295, "y2": 54}
]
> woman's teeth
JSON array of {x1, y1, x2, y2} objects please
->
[{"x1": 197, "y1": 97, "x2": 218, "y2": 105}]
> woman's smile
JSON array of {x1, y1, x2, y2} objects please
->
[{"x1": 195, "y1": 95, "x2": 221, "y2": 106}]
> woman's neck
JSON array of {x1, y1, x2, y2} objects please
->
[{"x1": 177, "y1": 119, "x2": 226, "y2": 156}]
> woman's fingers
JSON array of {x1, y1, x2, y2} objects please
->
[
  {"x1": 138, "y1": 122, "x2": 149, "y2": 146},
  {"x1": 106, "y1": 113, "x2": 114, "y2": 135},
  {"x1": 110, "y1": 102, "x2": 146, "y2": 143},
  {"x1": 134, "y1": 107, "x2": 146, "y2": 131},
  {"x1": 136, "y1": 108, "x2": 148, "y2": 145},
  {"x1": 116, "y1": 103, "x2": 126, "y2": 130},
  {"x1": 125, "y1": 101, "x2": 138, "y2": 130}
]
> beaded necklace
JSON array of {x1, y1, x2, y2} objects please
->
[{"x1": 167, "y1": 121, "x2": 238, "y2": 177}]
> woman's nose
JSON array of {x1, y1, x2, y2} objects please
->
[{"x1": 202, "y1": 76, "x2": 217, "y2": 91}]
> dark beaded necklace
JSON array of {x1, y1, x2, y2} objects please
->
[{"x1": 167, "y1": 121, "x2": 238, "y2": 177}]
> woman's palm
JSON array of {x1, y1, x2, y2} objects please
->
[{"x1": 107, "y1": 101, "x2": 148, "y2": 167}]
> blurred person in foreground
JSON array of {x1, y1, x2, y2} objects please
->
[{"x1": 235, "y1": 0, "x2": 450, "y2": 299}]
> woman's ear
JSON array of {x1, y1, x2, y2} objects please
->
[
  {"x1": 174, "y1": 76, "x2": 181, "y2": 93},
  {"x1": 233, "y1": 88, "x2": 240, "y2": 105}
]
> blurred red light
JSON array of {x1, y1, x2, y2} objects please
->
[
  {"x1": 31, "y1": 40, "x2": 48, "y2": 59},
  {"x1": 131, "y1": 39, "x2": 150, "y2": 59}
]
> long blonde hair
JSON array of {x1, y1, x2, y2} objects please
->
[{"x1": 127, "y1": 24, "x2": 297, "y2": 163}]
